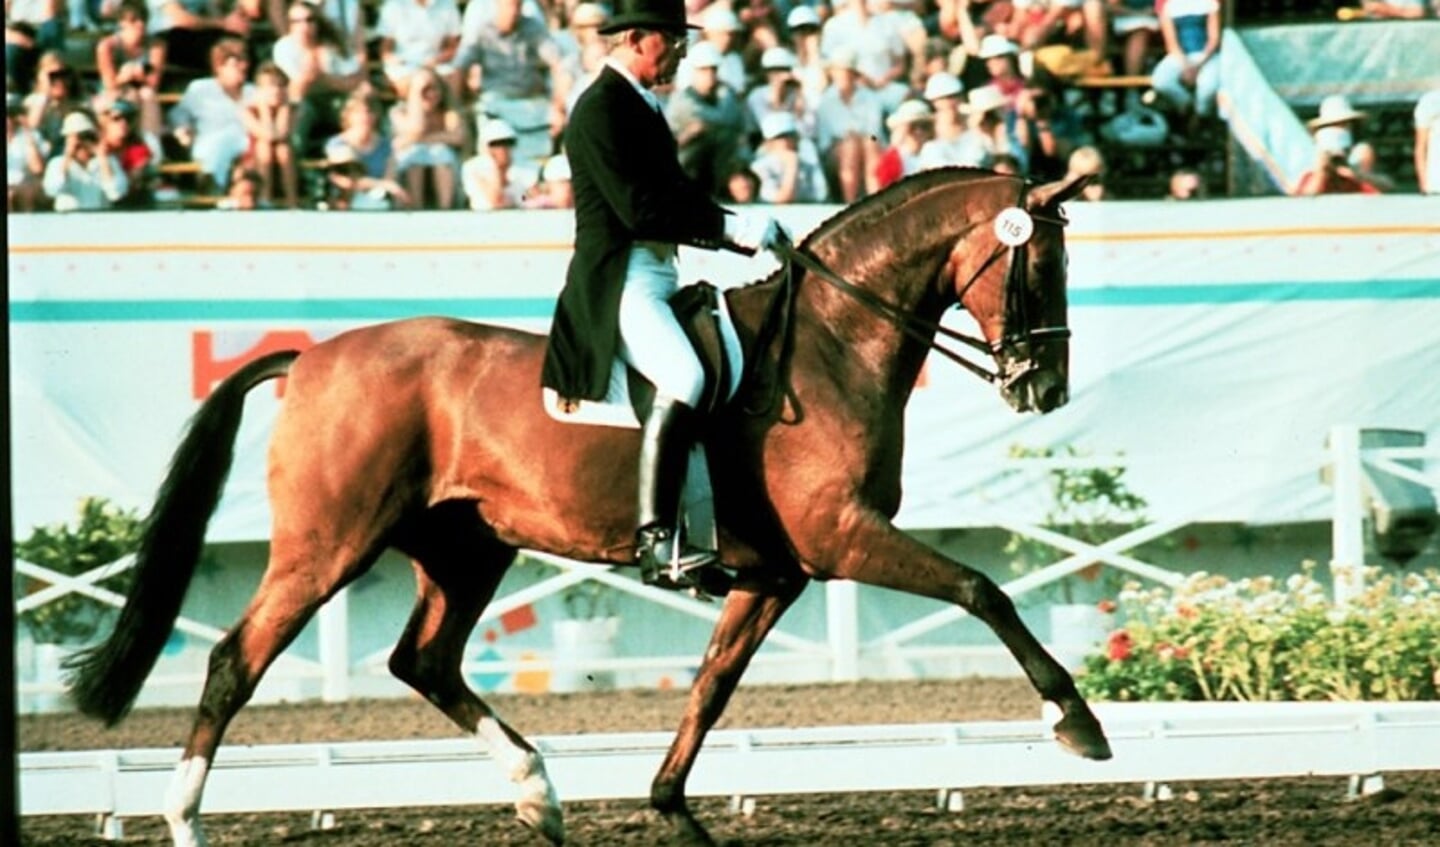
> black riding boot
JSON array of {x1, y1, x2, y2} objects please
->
[{"x1": 636, "y1": 396, "x2": 732, "y2": 596}]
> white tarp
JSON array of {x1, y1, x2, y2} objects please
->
[{"x1": 8, "y1": 197, "x2": 1440, "y2": 540}]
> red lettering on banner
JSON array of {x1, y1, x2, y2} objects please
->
[{"x1": 192, "y1": 331, "x2": 318, "y2": 399}]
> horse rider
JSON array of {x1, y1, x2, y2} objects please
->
[{"x1": 541, "y1": 0, "x2": 788, "y2": 594}]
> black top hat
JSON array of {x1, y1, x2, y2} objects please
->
[{"x1": 599, "y1": 0, "x2": 697, "y2": 35}]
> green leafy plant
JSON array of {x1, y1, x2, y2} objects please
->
[
  {"x1": 16, "y1": 497, "x2": 143, "y2": 645},
  {"x1": 1078, "y1": 563, "x2": 1440, "y2": 702},
  {"x1": 1004, "y1": 445, "x2": 1149, "y2": 603}
]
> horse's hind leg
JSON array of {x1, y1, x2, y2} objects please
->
[
  {"x1": 164, "y1": 534, "x2": 387, "y2": 847},
  {"x1": 389, "y1": 517, "x2": 564, "y2": 845},
  {"x1": 804, "y1": 507, "x2": 1112, "y2": 760},
  {"x1": 651, "y1": 569, "x2": 808, "y2": 845}
]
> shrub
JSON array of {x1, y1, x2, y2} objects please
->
[
  {"x1": 1077, "y1": 563, "x2": 1440, "y2": 702},
  {"x1": 15, "y1": 497, "x2": 142, "y2": 645}
]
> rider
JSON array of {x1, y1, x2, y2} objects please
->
[{"x1": 540, "y1": 0, "x2": 788, "y2": 594}]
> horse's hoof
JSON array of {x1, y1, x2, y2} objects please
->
[
  {"x1": 516, "y1": 799, "x2": 565, "y2": 845},
  {"x1": 1053, "y1": 708, "x2": 1113, "y2": 761}
]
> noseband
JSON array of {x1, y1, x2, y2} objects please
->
[{"x1": 776, "y1": 181, "x2": 1070, "y2": 386}]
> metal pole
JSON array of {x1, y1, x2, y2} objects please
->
[
  {"x1": 1329, "y1": 425, "x2": 1367, "y2": 607},
  {"x1": 318, "y1": 588, "x2": 350, "y2": 701},
  {"x1": 826, "y1": 580, "x2": 860, "y2": 681}
]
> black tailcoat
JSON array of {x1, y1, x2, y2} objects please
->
[{"x1": 541, "y1": 64, "x2": 729, "y2": 402}]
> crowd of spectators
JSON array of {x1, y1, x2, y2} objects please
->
[{"x1": 6, "y1": 0, "x2": 1440, "y2": 212}]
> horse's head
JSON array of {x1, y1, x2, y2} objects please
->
[{"x1": 949, "y1": 173, "x2": 1089, "y2": 413}]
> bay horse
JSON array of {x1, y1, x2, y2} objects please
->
[{"x1": 66, "y1": 168, "x2": 1108, "y2": 846}]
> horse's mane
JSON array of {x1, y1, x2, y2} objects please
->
[{"x1": 735, "y1": 167, "x2": 1014, "y2": 291}]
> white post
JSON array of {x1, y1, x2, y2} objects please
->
[
  {"x1": 318, "y1": 588, "x2": 350, "y2": 701},
  {"x1": 826, "y1": 580, "x2": 860, "y2": 681},
  {"x1": 1330, "y1": 425, "x2": 1367, "y2": 607}
]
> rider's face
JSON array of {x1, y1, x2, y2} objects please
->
[{"x1": 636, "y1": 29, "x2": 688, "y2": 87}]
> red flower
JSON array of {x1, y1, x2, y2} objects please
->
[
  {"x1": 1176, "y1": 602, "x2": 1199, "y2": 620},
  {"x1": 1106, "y1": 630, "x2": 1133, "y2": 661},
  {"x1": 1097, "y1": 599, "x2": 1117, "y2": 614}
]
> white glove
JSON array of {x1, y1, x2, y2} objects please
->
[{"x1": 724, "y1": 211, "x2": 789, "y2": 255}]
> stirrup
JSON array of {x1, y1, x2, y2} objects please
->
[{"x1": 637, "y1": 527, "x2": 733, "y2": 598}]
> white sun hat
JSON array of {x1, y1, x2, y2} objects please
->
[
  {"x1": 478, "y1": 118, "x2": 518, "y2": 146},
  {"x1": 922, "y1": 71, "x2": 964, "y2": 102}
]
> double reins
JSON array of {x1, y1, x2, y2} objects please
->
[{"x1": 767, "y1": 184, "x2": 1070, "y2": 387}]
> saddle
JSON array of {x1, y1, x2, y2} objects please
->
[{"x1": 542, "y1": 281, "x2": 744, "y2": 428}]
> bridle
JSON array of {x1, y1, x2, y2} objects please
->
[{"x1": 771, "y1": 181, "x2": 1071, "y2": 388}]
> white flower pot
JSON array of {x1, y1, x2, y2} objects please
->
[
  {"x1": 551, "y1": 617, "x2": 619, "y2": 693},
  {"x1": 1048, "y1": 604, "x2": 1113, "y2": 671}
]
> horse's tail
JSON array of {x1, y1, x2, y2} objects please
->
[{"x1": 65, "y1": 350, "x2": 300, "y2": 725}]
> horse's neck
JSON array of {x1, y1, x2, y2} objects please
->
[{"x1": 799, "y1": 190, "x2": 987, "y2": 388}]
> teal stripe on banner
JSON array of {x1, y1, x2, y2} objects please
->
[
  {"x1": 1069, "y1": 278, "x2": 1440, "y2": 306},
  {"x1": 9, "y1": 297, "x2": 559, "y2": 322},
  {"x1": 9, "y1": 279, "x2": 1439, "y2": 322}
]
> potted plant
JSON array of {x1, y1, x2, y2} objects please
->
[
  {"x1": 16, "y1": 497, "x2": 142, "y2": 709},
  {"x1": 551, "y1": 577, "x2": 620, "y2": 692},
  {"x1": 1004, "y1": 445, "x2": 1150, "y2": 667}
]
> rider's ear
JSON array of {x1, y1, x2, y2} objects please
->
[{"x1": 1028, "y1": 173, "x2": 1090, "y2": 209}]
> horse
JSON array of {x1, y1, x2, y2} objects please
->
[{"x1": 66, "y1": 168, "x2": 1107, "y2": 847}]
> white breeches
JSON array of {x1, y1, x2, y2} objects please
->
[{"x1": 617, "y1": 244, "x2": 706, "y2": 407}]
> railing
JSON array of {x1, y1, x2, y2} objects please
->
[
  {"x1": 20, "y1": 702, "x2": 1440, "y2": 835},
  {"x1": 16, "y1": 425, "x2": 1435, "y2": 708}
]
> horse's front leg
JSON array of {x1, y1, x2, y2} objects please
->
[
  {"x1": 803, "y1": 505, "x2": 1112, "y2": 760},
  {"x1": 651, "y1": 569, "x2": 808, "y2": 844}
]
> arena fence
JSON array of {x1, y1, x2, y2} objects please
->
[
  {"x1": 15, "y1": 425, "x2": 1437, "y2": 708},
  {"x1": 19, "y1": 702, "x2": 1440, "y2": 837}
]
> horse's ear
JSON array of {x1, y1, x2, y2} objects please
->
[{"x1": 1028, "y1": 173, "x2": 1090, "y2": 210}]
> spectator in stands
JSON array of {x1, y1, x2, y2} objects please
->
[
  {"x1": 7, "y1": 91, "x2": 49, "y2": 211},
  {"x1": 1004, "y1": 1, "x2": 1107, "y2": 57},
  {"x1": 98, "y1": 97, "x2": 158, "y2": 207},
  {"x1": 216, "y1": 164, "x2": 261, "y2": 208},
  {"x1": 925, "y1": 81, "x2": 1008, "y2": 168},
  {"x1": 667, "y1": 40, "x2": 750, "y2": 197},
  {"x1": 24, "y1": 51, "x2": 85, "y2": 151},
  {"x1": 272, "y1": 0, "x2": 364, "y2": 157},
  {"x1": 378, "y1": 0, "x2": 463, "y2": 99},
  {"x1": 1151, "y1": 0, "x2": 1220, "y2": 123},
  {"x1": 1415, "y1": 88, "x2": 1440, "y2": 195},
  {"x1": 916, "y1": 70, "x2": 967, "y2": 169},
  {"x1": 152, "y1": 0, "x2": 254, "y2": 73},
  {"x1": 5, "y1": 0, "x2": 65, "y2": 94},
  {"x1": 1346, "y1": 142, "x2": 1395, "y2": 192},
  {"x1": 323, "y1": 93, "x2": 411, "y2": 208},
  {"x1": 169, "y1": 37, "x2": 254, "y2": 193},
  {"x1": 1107, "y1": 0, "x2": 1158, "y2": 109},
  {"x1": 735, "y1": 0, "x2": 786, "y2": 65},
  {"x1": 243, "y1": 60, "x2": 299, "y2": 206},
  {"x1": 1064, "y1": 143, "x2": 1106, "y2": 200},
  {"x1": 95, "y1": 1, "x2": 167, "y2": 104},
  {"x1": 991, "y1": 150, "x2": 1022, "y2": 175},
  {"x1": 43, "y1": 110, "x2": 130, "y2": 211},
  {"x1": 524, "y1": 152, "x2": 574, "y2": 208},
  {"x1": 1012, "y1": 71, "x2": 1067, "y2": 177},
  {"x1": 458, "y1": 0, "x2": 570, "y2": 159},
  {"x1": 873, "y1": 97, "x2": 932, "y2": 189},
  {"x1": 821, "y1": 0, "x2": 914, "y2": 115},
  {"x1": 1294, "y1": 95, "x2": 1382, "y2": 196},
  {"x1": 557, "y1": 2, "x2": 609, "y2": 108},
  {"x1": 975, "y1": 34, "x2": 1024, "y2": 110},
  {"x1": 751, "y1": 110, "x2": 830, "y2": 202},
  {"x1": 1166, "y1": 165, "x2": 1204, "y2": 200},
  {"x1": 1352, "y1": 0, "x2": 1429, "y2": 18},
  {"x1": 461, "y1": 117, "x2": 537, "y2": 209},
  {"x1": 724, "y1": 157, "x2": 761, "y2": 203},
  {"x1": 305, "y1": 0, "x2": 367, "y2": 58},
  {"x1": 785, "y1": 5, "x2": 827, "y2": 107},
  {"x1": 815, "y1": 47, "x2": 883, "y2": 202},
  {"x1": 390, "y1": 66, "x2": 464, "y2": 207},
  {"x1": 676, "y1": 4, "x2": 747, "y2": 97},
  {"x1": 745, "y1": 47, "x2": 809, "y2": 142}
]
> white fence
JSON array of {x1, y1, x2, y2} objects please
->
[
  {"x1": 15, "y1": 425, "x2": 1438, "y2": 708},
  {"x1": 20, "y1": 702, "x2": 1440, "y2": 834}
]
